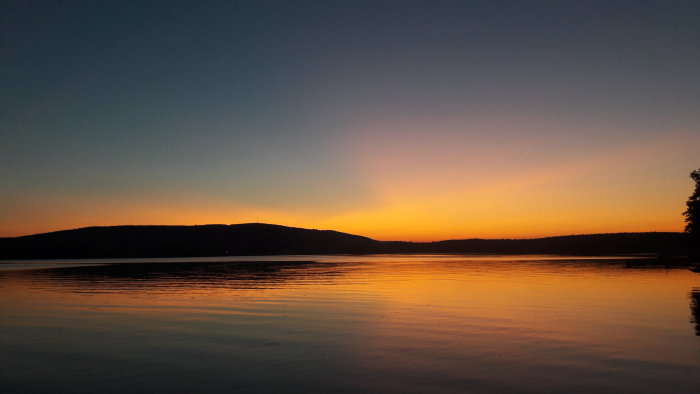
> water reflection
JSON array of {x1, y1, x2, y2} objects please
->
[
  {"x1": 691, "y1": 288, "x2": 700, "y2": 336},
  {"x1": 3, "y1": 260, "x2": 341, "y2": 292},
  {"x1": 1, "y1": 257, "x2": 699, "y2": 394}
]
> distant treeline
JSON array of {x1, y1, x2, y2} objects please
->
[{"x1": 0, "y1": 223, "x2": 690, "y2": 260}]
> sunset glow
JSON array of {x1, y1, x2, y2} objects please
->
[
  {"x1": 1, "y1": 3, "x2": 699, "y2": 393},
  {"x1": 1, "y1": 1, "x2": 698, "y2": 240}
]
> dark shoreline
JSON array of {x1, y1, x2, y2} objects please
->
[{"x1": 0, "y1": 223, "x2": 693, "y2": 261}]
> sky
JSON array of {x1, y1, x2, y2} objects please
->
[{"x1": 1, "y1": 0, "x2": 699, "y2": 241}]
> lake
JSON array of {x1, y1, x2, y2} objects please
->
[{"x1": 1, "y1": 255, "x2": 698, "y2": 393}]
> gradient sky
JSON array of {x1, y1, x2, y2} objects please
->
[{"x1": 1, "y1": 0, "x2": 699, "y2": 240}]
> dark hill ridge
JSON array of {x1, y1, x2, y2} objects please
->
[
  {"x1": 0, "y1": 223, "x2": 690, "y2": 259},
  {"x1": 0, "y1": 224, "x2": 381, "y2": 259},
  {"x1": 398, "y1": 232, "x2": 687, "y2": 256}
]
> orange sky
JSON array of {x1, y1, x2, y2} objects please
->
[
  {"x1": 3, "y1": 2, "x2": 699, "y2": 241},
  {"x1": 2, "y1": 119, "x2": 695, "y2": 241}
]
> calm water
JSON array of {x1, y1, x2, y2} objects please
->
[{"x1": 1, "y1": 255, "x2": 698, "y2": 393}]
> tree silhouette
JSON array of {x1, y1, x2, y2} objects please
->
[
  {"x1": 691, "y1": 289, "x2": 700, "y2": 336},
  {"x1": 684, "y1": 168, "x2": 700, "y2": 261}
]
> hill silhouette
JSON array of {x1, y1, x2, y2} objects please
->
[
  {"x1": 0, "y1": 224, "x2": 380, "y2": 259},
  {"x1": 0, "y1": 223, "x2": 689, "y2": 260}
]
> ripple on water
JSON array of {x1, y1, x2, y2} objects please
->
[{"x1": 1, "y1": 255, "x2": 698, "y2": 393}]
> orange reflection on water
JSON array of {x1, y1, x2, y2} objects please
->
[{"x1": 1, "y1": 256, "x2": 698, "y2": 393}]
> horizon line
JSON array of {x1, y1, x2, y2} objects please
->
[{"x1": 2, "y1": 222, "x2": 685, "y2": 243}]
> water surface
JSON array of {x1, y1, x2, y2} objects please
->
[{"x1": 1, "y1": 255, "x2": 698, "y2": 393}]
